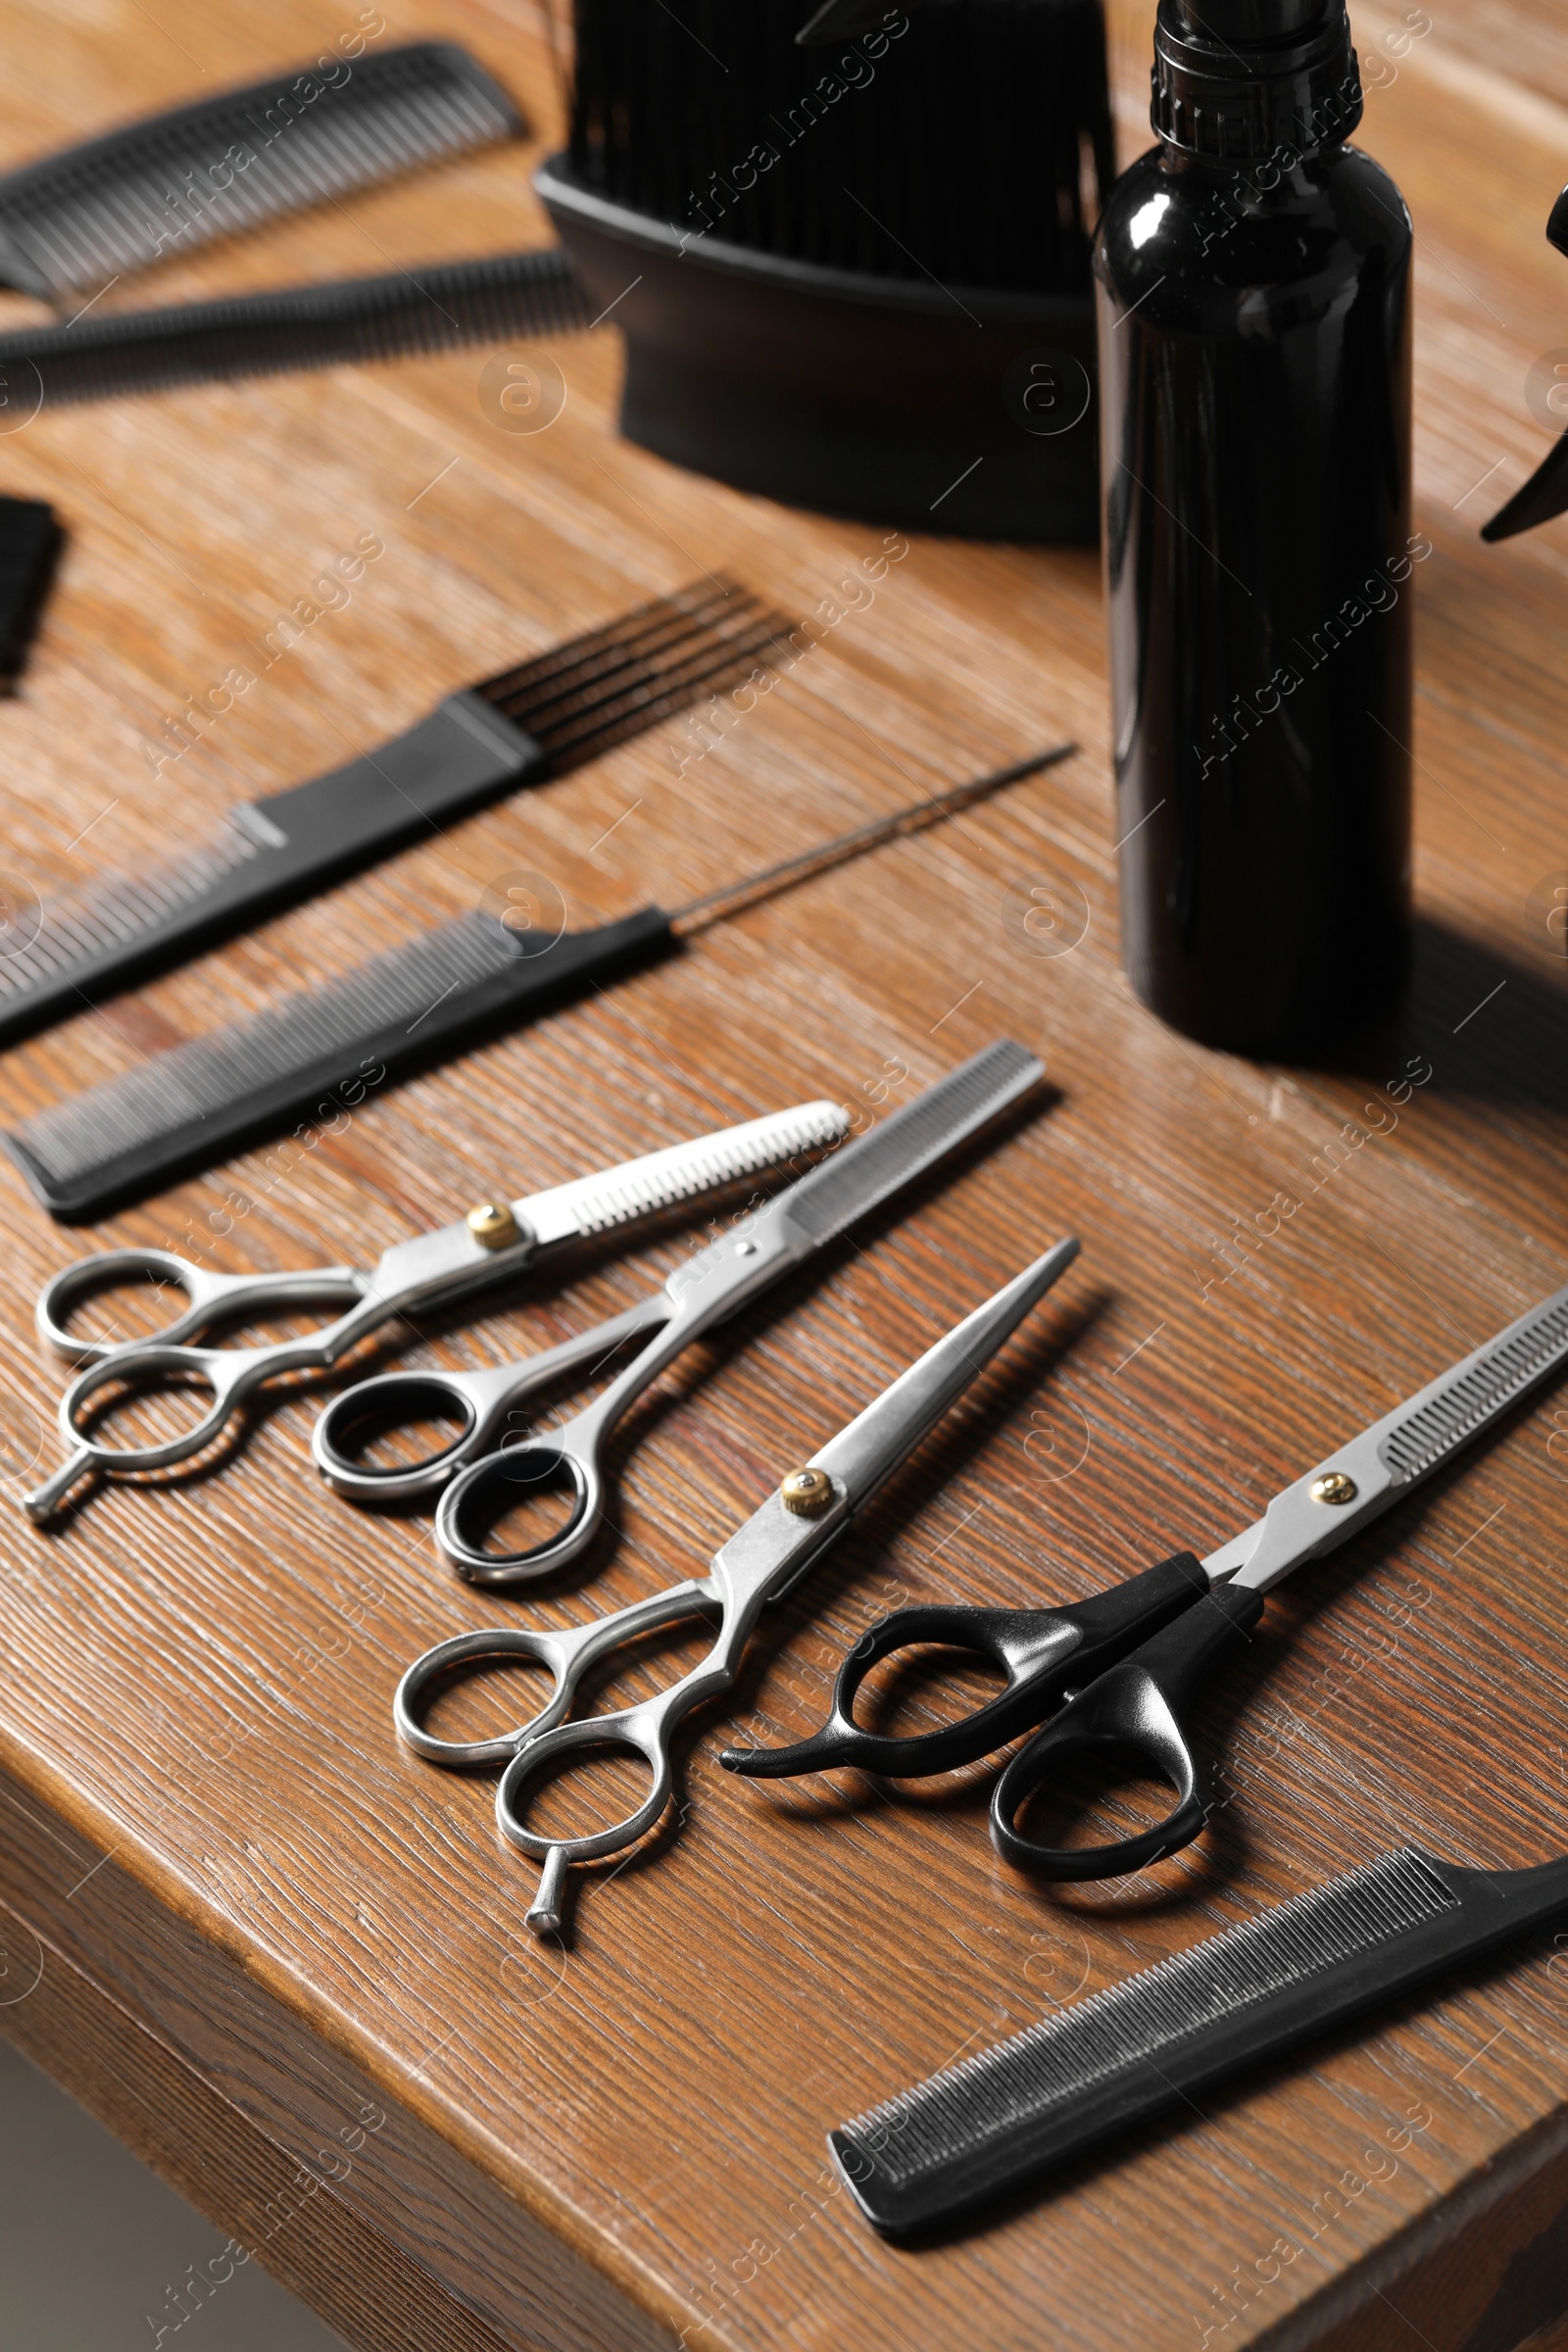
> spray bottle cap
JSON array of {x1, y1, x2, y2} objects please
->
[{"x1": 1152, "y1": 0, "x2": 1361, "y2": 163}]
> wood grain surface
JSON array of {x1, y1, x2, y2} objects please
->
[{"x1": 1, "y1": 2, "x2": 1568, "y2": 2348}]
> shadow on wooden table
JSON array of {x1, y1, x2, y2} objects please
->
[{"x1": 1344, "y1": 915, "x2": 1568, "y2": 1115}]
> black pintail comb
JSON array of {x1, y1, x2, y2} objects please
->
[{"x1": 831, "y1": 1843, "x2": 1568, "y2": 2236}]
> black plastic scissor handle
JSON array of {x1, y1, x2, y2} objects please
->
[
  {"x1": 990, "y1": 1581, "x2": 1265, "y2": 1881},
  {"x1": 718, "y1": 1551, "x2": 1209, "y2": 1782}
]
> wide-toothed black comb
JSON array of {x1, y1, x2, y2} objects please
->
[
  {"x1": 830, "y1": 1842, "x2": 1568, "y2": 2235},
  {"x1": 0, "y1": 580, "x2": 788, "y2": 1051}
]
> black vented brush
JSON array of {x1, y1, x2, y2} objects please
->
[
  {"x1": 0, "y1": 581, "x2": 785, "y2": 1051},
  {"x1": 832, "y1": 1842, "x2": 1568, "y2": 2235},
  {"x1": 538, "y1": 0, "x2": 1112, "y2": 538},
  {"x1": 0, "y1": 43, "x2": 522, "y2": 302}
]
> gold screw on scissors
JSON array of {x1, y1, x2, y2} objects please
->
[
  {"x1": 781, "y1": 1466, "x2": 835, "y2": 1517},
  {"x1": 466, "y1": 1202, "x2": 520, "y2": 1250}
]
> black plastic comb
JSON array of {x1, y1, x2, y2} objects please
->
[
  {"x1": 0, "y1": 43, "x2": 521, "y2": 302},
  {"x1": 0, "y1": 248, "x2": 593, "y2": 408},
  {"x1": 0, "y1": 581, "x2": 786, "y2": 1054},
  {"x1": 831, "y1": 1843, "x2": 1568, "y2": 2235},
  {"x1": 5, "y1": 906, "x2": 678, "y2": 1221}
]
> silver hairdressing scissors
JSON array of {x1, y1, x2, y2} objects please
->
[
  {"x1": 23, "y1": 1099, "x2": 850, "y2": 1522},
  {"x1": 395, "y1": 1238, "x2": 1080, "y2": 1934},
  {"x1": 314, "y1": 1041, "x2": 1046, "y2": 1585}
]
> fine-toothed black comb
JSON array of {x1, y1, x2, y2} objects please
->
[
  {"x1": 0, "y1": 43, "x2": 522, "y2": 302},
  {"x1": 0, "y1": 581, "x2": 788, "y2": 1052},
  {"x1": 0, "y1": 248, "x2": 594, "y2": 407},
  {"x1": 830, "y1": 1842, "x2": 1568, "y2": 2235}
]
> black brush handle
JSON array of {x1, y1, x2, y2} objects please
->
[
  {"x1": 990, "y1": 1582, "x2": 1264, "y2": 1881},
  {"x1": 718, "y1": 1552, "x2": 1207, "y2": 1781},
  {"x1": 832, "y1": 1847, "x2": 1568, "y2": 2236},
  {"x1": 7, "y1": 908, "x2": 676, "y2": 1222},
  {"x1": 0, "y1": 696, "x2": 541, "y2": 1052}
]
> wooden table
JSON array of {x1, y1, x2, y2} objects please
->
[{"x1": 1, "y1": 2, "x2": 1567, "y2": 2346}]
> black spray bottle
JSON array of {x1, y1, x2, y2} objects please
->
[{"x1": 1097, "y1": 0, "x2": 1415, "y2": 1053}]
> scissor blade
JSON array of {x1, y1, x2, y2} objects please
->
[
  {"x1": 811, "y1": 1240, "x2": 1080, "y2": 1513},
  {"x1": 777, "y1": 1041, "x2": 1043, "y2": 1251},
  {"x1": 1223, "y1": 1276, "x2": 1568, "y2": 1594},
  {"x1": 710, "y1": 1241, "x2": 1080, "y2": 1622},
  {"x1": 517, "y1": 1100, "x2": 849, "y2": 1246}
]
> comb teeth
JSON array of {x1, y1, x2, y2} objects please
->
[
  {"x1": 0, "y1": 821, "x2": 258, "y2": 1003},
  {"x1": 0, "y1": 249, "x2": 594, "y2": 408},
  {"x1": 1382, "y1": 1291, "x2": 1568, "y2": 1484},
  {"x1": 841, "y1": 1848, "x2": 1457, "y2": 2189},
  {"x1": 10, "y1": 911, "x2": 513, "y2": 1188},
  {"x1": 0, "y1": 43, "x2": 522, "y2": 298},
  {"x1": 562, "y1": 1102, "x2": 849, "y2": 1235},
  {"x1": 479, "y1": 581, "x2": 789, "y2": 768}
]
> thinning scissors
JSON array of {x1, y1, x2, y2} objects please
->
[
  {"x1": 22, "y1": 1099, "x2": 849, "y2": 1521},
  {"x1": 395, "y1": 1239, "x2": 1080, "y2": 1934},
  {"x1": 723, "y1": 1276, "x2": 1568, "y2": 1880},
  {"x1": 315, "y1": 1040, "x2": 1045, "y2": 1584}
]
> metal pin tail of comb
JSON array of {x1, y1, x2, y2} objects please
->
[
  {"x1": 830, "y1": 1842, "x2": 1568, "y2": 2236},
  {"x1": 3, "y1": 742, "x2": 1075, "y2": 1220},
  {"x1": 0, "y1": 581, "x2": 788, "y2": 1053}
]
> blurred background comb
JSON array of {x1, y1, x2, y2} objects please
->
[
  {"x1": 0, "y1": 249, "x2": 594, "y2": 407},
  {"x1": 0, "y1": 41, "x2": 523, "y2": 304}
]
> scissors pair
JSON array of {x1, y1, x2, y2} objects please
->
[
  {"x1": 395, "y1": 1238, "x2": 1081, "y2": 1934},
  {"x1": 724, "y1": 1276, "x2": 1568, "y2": 1881},
  {"x1": 22, "y1": 1097, "x2": 851, "y2": 1522},
  {"x1": 308, "y1": 1040, "x2": 1045, "y2": 1582}
]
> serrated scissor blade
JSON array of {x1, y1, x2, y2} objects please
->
[
  {"x1": 516, "y1": 1101, "x2": 850, "y2": 1246},
  {"x1": 776, "y1": 1041, "x2": 1043, "y2": 1250},
  {"x1": 1218, "y1": 1276, "x2": 1568, "y2": 1594}
]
